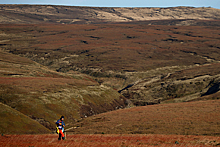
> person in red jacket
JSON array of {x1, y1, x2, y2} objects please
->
[{"x1": 56, "y1": 116, "x2": 65, "y2": 140}]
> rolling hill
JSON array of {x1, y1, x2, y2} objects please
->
[
  {"x1": 0, "y1": 102, "x2": 51, "y2": 134},
  {"x1": 0, "y1": 47, "x2": 126, "y2": 132},
  {"x1": 69, "y1": 100, "x2": 220, "y2": 136},
  {"x1": 1, "y1": 22, "x2": 220, "y2": 106},
  {"x1": 0, "y1": 5, "x2": 220, "y2": 24},
  {"x1": 0, "y1": 4, "x2": 220, "y2": 136}
]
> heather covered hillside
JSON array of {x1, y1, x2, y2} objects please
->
[
  {"x1": 0, "y1": 4, "x2": 220, "y2": 136},
  {"x1": 0, "y1": 48, "x2": 126, "y2": 133},
  {"x1": 1, "y1": 22, "x2": 220, "y2": 106},
  {"x1": 69, "y1": 100, "x2": 220, "y2": 136}
]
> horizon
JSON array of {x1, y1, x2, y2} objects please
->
[
  {"x1": 0, "y1": 3, "x2": 218, "y2": 9},
  {"x1": 0, "y1": 0, "x2": 220, "y2": 9}
]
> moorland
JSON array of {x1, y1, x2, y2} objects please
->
[{"x1": 0, "y1": 4, "x2": 220, "y2": 146}]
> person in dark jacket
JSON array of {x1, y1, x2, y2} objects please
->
[{"x1": 56, "y1": 116, "x2": 65, "y2": 140}]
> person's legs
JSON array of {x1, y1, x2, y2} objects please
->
[
  {"x1": 58, "y1": 133, "x2": 61, "y2": 140},
  {"x1": 62, "y1": 128, "x2": 65, "y2": 140},
  {"x1": 59, "y1": 129, "x2": 65, "y2": 140}
]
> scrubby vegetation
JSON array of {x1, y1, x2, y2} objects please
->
[
  {"x1": 0, "y1": 47, "x2": 127, "y2": 132},
  {"x1": 0, "y1": 5, "x2": 220, "y2": 139}
]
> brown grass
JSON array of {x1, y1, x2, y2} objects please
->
[
  {"x1": 0, "y1": 44, "x2": 126, "y2": 132},
  {"x1": 0, "y1": 75, "x2": 125, "y2": 131},
  {"x1": 0, "y1": 77, "x2": 95, "y2": 92},
  {"x1": 1, "y1": 21, "x2": 220, "y2": 135},
  {"x1": 1, "y1": 134, "x2": 220, "y2": 146},
  {"x1": 70, "y1": 100, "x2": 220, "y2": 136},
  {"x1": 1, "y1": 23, "x2": 220, "y2": 73}
]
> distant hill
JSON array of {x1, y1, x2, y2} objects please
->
[{"x1": 0, "y1": 5, "x2": 220, "y2": 24}]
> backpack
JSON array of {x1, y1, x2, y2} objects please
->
[{"x1": 56, "y1": 126, "x2": 60, "y2": 134}]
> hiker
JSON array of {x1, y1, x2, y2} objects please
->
[{"x1": 56, "y1": 116, "x2": 65, "y2": 140}]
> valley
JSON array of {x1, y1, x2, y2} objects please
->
[{"x1": 0, "y1": 4, "x2": 219, "y2": 146}]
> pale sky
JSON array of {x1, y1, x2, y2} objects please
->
[{"x1": 1, "y1": 0, "x2": 220, "y2": 9}]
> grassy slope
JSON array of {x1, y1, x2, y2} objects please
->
[
  {"x1": 0, "y1": 102, "x2": 51, "y2": 134},
  {"x1": 70, "y1": 100, "x2": 220, "y2": 136},
  {"x1": 1, "y1": 21, "x2": 220, "y2": 135},
  {"x1": 0, "y1": 49, "x2": 126, "y2": 132}
]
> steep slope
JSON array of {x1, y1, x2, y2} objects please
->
[
  {"x1": 0, "y1": 102, "x2": 51, "y2": 134},
  {"x1": 69, "y1": 100, "x2": 220, "y2": 136},
  {"x1": 0, "y1": 49, "x2": 126, "y2": 132},
  {"x1": 0, "y1": 5, "x2": 220, "y2": 24}
]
